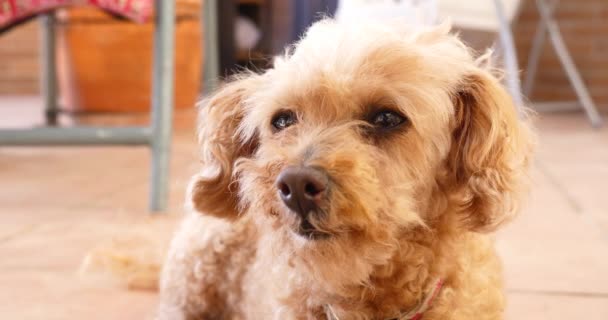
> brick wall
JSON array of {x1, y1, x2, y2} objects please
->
[
  {"x1": 514, "y1": 0, "x2": 608, "y2": 112},
  {"x1": 0, "y1": 20, "x2": 40, "y2": 94}
]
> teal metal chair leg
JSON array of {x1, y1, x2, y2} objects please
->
[
  {"x1": 203, "y1": 0, "x2": 220, "y2": 94},
  {"x1": 41, "y1": 13, "x2": 58, "y2": 126},
  {"x1": 2, "y1": 6, "x2": 177, "y2": 213},
  {"x1": 149, "y1": 0, "x2": 176, "y2": 212}
]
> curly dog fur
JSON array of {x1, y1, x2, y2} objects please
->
[{"x1": 158, "y1": 20, "x2": 534, "y2": 320}]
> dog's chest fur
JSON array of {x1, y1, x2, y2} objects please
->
[{"x1": 206, "y1": 218, "x2": 504, "y2": 320}]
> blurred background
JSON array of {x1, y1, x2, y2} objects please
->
[{"x1": 0, "y1": 0, "x2": 607, "y2": 319}]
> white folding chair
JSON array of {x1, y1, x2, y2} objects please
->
[
  {"x1": 438, "y1": 0, "x2": 525, "y2": 113},
  {"x1": 522, "y1": 0, "x2": 602, "y2": 127},
  {"x1": 335, "y1": 0, "x2": 438, "y2": 26},
  {"x1": 439, "y1": 0, "x2": 602, "y2": 127}
]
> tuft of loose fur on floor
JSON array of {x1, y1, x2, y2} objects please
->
[
  {"x1": 80, "y1": 218, "x2": 176, "y2": 291},
  {"x1": 155, "y1": 19, "x2": 535, "y2": 319}
]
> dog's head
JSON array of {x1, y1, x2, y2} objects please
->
[{"x1": 189, "y1": 20, "x2": 533, "y2": 283}]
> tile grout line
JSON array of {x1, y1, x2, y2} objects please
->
[
  {"x1": 508, "y1": 288, "x2": 608, "y2": 298},
  {"x1": 63, "y1": 151, "x2": 194, "y2": 213},
  {"x1": 0, "y1": 223, "x2": 41, "y2": 246},
  {"x1": 535, "y1": 159, "x2": 583, "y2": 214},
  {"x1": 535, "y1": 159, "x2": 608, "y2": 243}
]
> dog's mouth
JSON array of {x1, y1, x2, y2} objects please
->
[{"x1": 294, "y1": 219, "x2": 331, "y2": 240}]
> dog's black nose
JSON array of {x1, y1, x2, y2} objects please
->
[{"x1": 276, "y1": 166, "x2": 328, "y2": 218}]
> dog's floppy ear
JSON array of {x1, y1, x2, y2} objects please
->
[
  {"x1": 447, "y1": 68, "x2": 534, "y2": 232},
  {"x1": 188, "y1": 75, "x2": 260, "y2": 220}
]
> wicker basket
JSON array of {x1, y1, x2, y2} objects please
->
[{"x1": 56, "y1": 1, "x2": 202, "y2": 113}]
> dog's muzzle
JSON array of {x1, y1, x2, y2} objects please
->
[{"x1": 276, "y1": 166, "x2": 329, "y2": 238}]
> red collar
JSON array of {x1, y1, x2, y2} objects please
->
[{"x1": 403, "y1": 278, "x2": 444, "y2": 320}]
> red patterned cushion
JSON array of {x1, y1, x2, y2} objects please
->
[{"x1": 0, "y1": 0, "x2": 152, "y2": 32}]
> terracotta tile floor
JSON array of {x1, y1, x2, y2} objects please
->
[{"x1": 1, "y1": 96, "x2": 608, "y2": 319}]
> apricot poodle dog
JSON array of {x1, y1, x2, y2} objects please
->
[{"x1": 158, "y1": 20, "x2": 534, "y2": 320}]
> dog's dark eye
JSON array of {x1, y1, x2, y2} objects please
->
[
  {"x1": 369, "y1": 110, "x2": 407, "y2": 130},
  {"x1": 271, "y1": 110, "x2": 297, "y2": 131}
]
